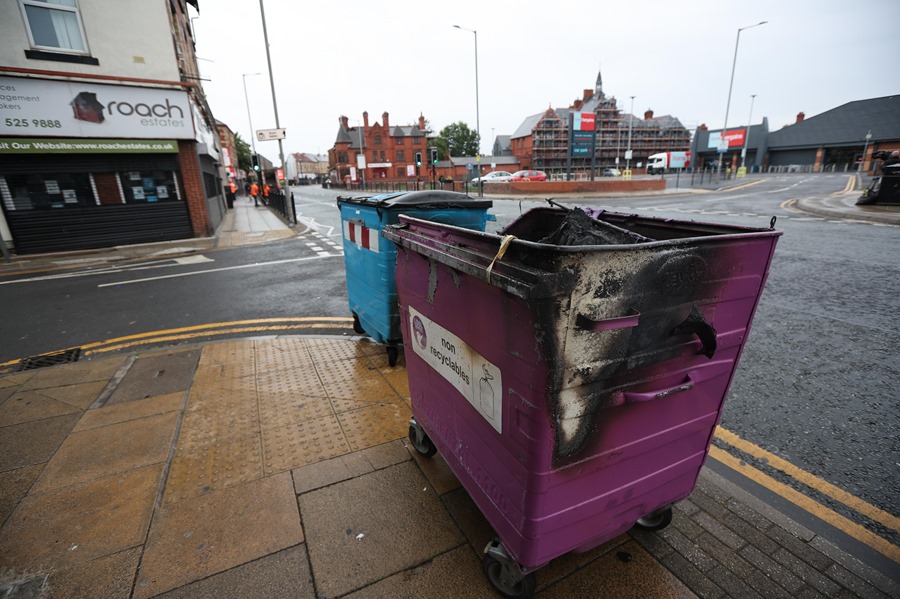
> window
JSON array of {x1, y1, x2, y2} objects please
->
[
  {"x1": 396, "y1": 150, "x2": 405, "y2": 162},
  {"x1": 20, "y1": 0, "x2": 88, "y2": 53},
  {"x1": 337, "y1": 152, "x2": 348, "y2": 163},
  {"x1": 118, "y1": 170, "x2": 179, "y2": 203},
  {"x1": 374, "y1": 135, "x2": 382, "y2": 146},
  {"x1": 395, "y1": 137, "x2": 405, "y2": 146}
]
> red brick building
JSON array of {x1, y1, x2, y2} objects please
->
[{"x1": 329, "y1": 112, "x2": 429, "y2": 184}]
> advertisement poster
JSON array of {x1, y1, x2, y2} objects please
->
[
  {"x1": 1, "y1": 76, "x2": 193, "y2": 139},
  {"x1": 408, "y1": 306, "x2": 503, "y2": 433}
]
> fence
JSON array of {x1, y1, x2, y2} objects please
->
[
  {"x1": 325, "y1": 179, "x2": 480, "y2": 195},
  {"x1": 266, "y1": 188, "x2": 295, "y2": 224}
]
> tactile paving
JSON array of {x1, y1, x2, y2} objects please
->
[
  {"x1": 262, "y1": 414, "x2": 350, "y2": 474},
  {"x1": 258, "y1": 391, "x2": 334, "y2": 429},
  {"x1": 254, "y1": 339, "x2": 327, "y2": 397},
  {"x1": 337, "y1": 402, "x2": 411, "y2": 452},
  {"x1": 164, "y1": 433, "x2": 263, "y2": 504},
  {"x1": 316, "y1": 359, "x2": 402, "y2": 411},
  {"x1": 305, "y1": 338, "x2": 380, "y2": 365}
]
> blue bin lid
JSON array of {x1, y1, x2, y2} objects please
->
[{"x1": 337, "y1": 190, "x2": 492, "y2": 210}]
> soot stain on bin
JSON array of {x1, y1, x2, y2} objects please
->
[{"x1": 547, "y1": 245, "x2": 721, "y2": 465}]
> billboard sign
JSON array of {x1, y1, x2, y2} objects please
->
[
  {"x1": 0, "y1": 76, "x2": 193, "y2": 139},
  {"x1": 573, "y1": 112, "x2": 595, "y2": 131}
]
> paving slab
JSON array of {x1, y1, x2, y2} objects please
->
[
  {"x1": 19, "y1": 356, "x2": 127, "y2": 390},
  {"x1": 0, "y1": 463, "x2": 44, "y2": 526},
  {"x1": 0, "y1": 412, "x2": 80, "y2": 472},
  {"x1": 30, "y1": 411, "x2": 179, "y2": 493},
  {"x1": 154, "y1": 545, "x2": 316, "y2": 599},
  {"x1": 74, "y1": 391, "x2": 184, "y2": 432},
  {"x1": 136, "y1": 471, "x2": 302, "y2": 599},
  {"x1": 0, "y1": 388, "x2": 82, "y2": 426},
  {"x1": 44, "y1": 547, "x2": 142, "y2": 599},
  {"x1": 298, "y1": 461, "x2": 465, "y2": 598},
  {"x1": 106, "y1": 350, "x2": 200, "y2": 405},
  {"x1": 0, "y1": 464, "x2": 161, "y2": 572}
]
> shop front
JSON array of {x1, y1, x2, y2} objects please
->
[{"x1": 0, "y1": 76, "x2": 209, "y2": 255}]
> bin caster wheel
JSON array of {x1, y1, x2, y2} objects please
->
[
  {"x1": 634, "y1": 506, "x2": 673, "y2": 531},
  {"x1": 481, "y1": 551, "x2": 535, "y2": 599},
  {"x1": 408, "y1": 420, "x2": 436, "y2": 458},
  {"x1": 351, "y1": 312, "x2": 365, "y2": 335},
  {"x1": 386, "y1": 345, "x2": 399, "y2": 367}
]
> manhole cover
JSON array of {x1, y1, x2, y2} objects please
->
[{"x1": 17, "y1": 348, "x2": 82, "y2": 371}]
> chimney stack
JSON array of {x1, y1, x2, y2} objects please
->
[
  {"x1": 796, "y1": 112, "x2": 805, "y2": 123},
  {"x1": 340, "y1": 115, "x2": 349, "y2": 129},
  {"x1": 644, "y1": 110, "x2": 654, "y2": 120},
  {"x1": 418, "y1": 113, "x2": 426, "y2": 130},
  {"x1": 382, "y1": 111, "x2": 390, "y2": 128},
  {"x1": 363, "y1": 111, "x2": 369, "y2": 127}
]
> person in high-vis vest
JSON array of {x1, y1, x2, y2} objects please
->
[{"x1": 250, "y1": 182, "x2": 259, "y2": 206}]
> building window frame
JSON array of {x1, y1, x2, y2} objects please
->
[{"x1": 19, "y1": 0, "x2": 91, "y2": 56}]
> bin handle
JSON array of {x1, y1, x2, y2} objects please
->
[
  {"x1": 576, "y1": 309, "x2": 640, "y2": 332},
  {"x1": 670, "y1": 305, "x2": 717, "y2": 359},
  {"x1": 486, "y1": 235, "x2": 516, "y2": 284},
  {"x1": 611, "y1": 359, "x2": 733, "y2": 406}
]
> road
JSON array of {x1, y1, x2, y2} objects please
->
[{"x1": 1, "y1": 173, "x2": 897, "y2": 573}]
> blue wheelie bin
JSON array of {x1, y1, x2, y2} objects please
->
[{"x1": 337, "y1": 190, "x2": 494, "y2": 366}]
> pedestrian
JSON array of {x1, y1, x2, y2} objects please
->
[
  {"x1": 250, "y1": 181, "x2": 259, "y2": 206},
  {"x1": 229, "y1": 181, "x2": 237, "y2": 195},
  {"x1": 263, "y1": 183, "x2": 271, "y2": 206}
]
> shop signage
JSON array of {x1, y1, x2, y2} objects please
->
[
  {"x1": 708, "y1": 129, "x2": 745, "y2": 149},
  {"x1": 0, "y1": 138, "x2": 179, "y2": 154},
  {"x1": 0, "y1": 76, "x2": 193, "y2": 139}
]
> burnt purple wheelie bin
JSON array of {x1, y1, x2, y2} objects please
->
[{"x1": 382, "y1": 206, "x2": 781, "y2": 597}]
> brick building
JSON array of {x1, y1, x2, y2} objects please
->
[
  {"x1": 329, "y1": 112, "x2": 429, "y2": 184},
  {"x1": 0, "y1": 0, "x2": 225, "y2": 255},
  {"x1": 509, "y1": 71, "x2": 691, "y2": 178}
]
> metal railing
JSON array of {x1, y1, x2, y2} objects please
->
[
  {"x1": 265, "y1": 188, "x2": 295, "y2": 224},
  {"x1": 325, "y1": 179, "x2": 477, "y2": 195}
]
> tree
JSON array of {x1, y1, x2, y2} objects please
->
[
  {"x1": 434, "y1": 122, "x2": 479, "y2": 159},
  {"x1": 233, "y1": 132, "x2": 252, "y2": 172}
]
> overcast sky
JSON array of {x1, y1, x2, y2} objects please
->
[{"x1": 191, "y1": 0, "x2": 900, "y2": 163}]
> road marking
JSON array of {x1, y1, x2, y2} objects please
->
[
  {"x1": 297, "y1": 215, "x2": 335, "y2": 236},
  {"x1": 708, "y1": 445, "x2": 900, "y2": 564},
  {"x1": 0, "y1": 255, "x2": 215, "y2": 286},
  {"x1": 0, "y1": 317, "x2": 356, "y2": 367},
  {"x1": 96, "y1": 254, "x2": 336, "y2": 287},
  {"x1": 715, "y1": 427, "x2": 899, "y2": 532}
]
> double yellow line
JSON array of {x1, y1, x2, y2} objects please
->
[
  {"x1": 712, "y1": 426, "x2": 899, "y2": 563},
  {"x1": 0, "y1": 317, "x2": 354, "y2": 368}
]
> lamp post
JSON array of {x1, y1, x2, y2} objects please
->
[
  {"x1": 242, "y1": 72, "x2": 261, "y2": 182},
  {"x1": 860, "y1": 130, "x2": 872, "y2": 173},
  {"x1": 626, "y1": 95, "x2": 635, "y2": 171},
  {"x1": 453, "y1": 25, "x2": 480, "y2": 158},
  {"x1": 741, "y1": 94, "x2": 756, "y2": 169},
  {"x1": 718, "y1": 20, "x2": 767, "y2": 180}
]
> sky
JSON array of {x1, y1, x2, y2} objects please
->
[{"x1": 191, "y1": 0, "x2": 900, "y2": 163}]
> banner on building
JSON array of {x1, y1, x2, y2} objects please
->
[
  {"x1": 0, "y1": 138, "x2": 179, "y2": 154},
  {"x1": 708, "y1": 130, "x2": 746, "y2": 149},
  {"x1": 0, "y1": 76, "x2": 194, "y2": 139}
]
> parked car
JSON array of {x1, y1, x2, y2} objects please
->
[
  {"x1": 471, "y1": 171, "x2": 513, "y2": 185},
  {"x1": 602, "y1": 168, "x2": 621, "y2": 177},
  {"x1": 511, "y1": 170, "x2": 547, "y2": 182}
]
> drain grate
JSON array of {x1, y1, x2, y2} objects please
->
[{"x1": 17, "y1": 348, "x2": 82, "y2": 372}]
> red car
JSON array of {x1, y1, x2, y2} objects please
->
[{"x1": 511, "y1": 169, "x2": 547, "y2": 181}]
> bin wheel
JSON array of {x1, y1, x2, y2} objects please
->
[
  {"x1": 408, "y1": 423, "x2": 437, "y2": 458},
  {"x1": 387, "y1": 345, "x2": 399, "y2": 367},
  {"x1": 481, "y1": 553, "x2": 536, "y2": 599},
  {"x1": 634, "y1": 507, "x2": 673, "y2": 531},
  {"x1": 351, "y1": 312, "x2": 365, "y2": 335}
]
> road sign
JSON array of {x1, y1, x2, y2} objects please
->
[{"x1": 257, "y1": 128, "x2": 286, "y2": 141}]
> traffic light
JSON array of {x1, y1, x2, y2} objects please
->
[
  {"x1": 252, "y1": 154, "x2": 260, "y2": 172},
  {"x1": 415, "y1": 152, "x2": 422, "y2": 166},
  {"x1": 430, "y1": 149, "x2": 438, "y2": 165}
]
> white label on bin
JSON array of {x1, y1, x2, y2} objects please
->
[{"x1": 409, "y1": 307, "x2": 502, "y2": 434}]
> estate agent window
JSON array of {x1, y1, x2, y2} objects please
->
[{"x1": 19, "y1": 0, "x2": 89, "y2": 54}]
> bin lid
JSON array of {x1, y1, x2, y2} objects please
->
[{"x1": 338, "y1": 190, "x2": 492, "y2": 210}]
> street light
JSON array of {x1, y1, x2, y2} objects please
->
[
  {"x1": 860, "y1": 130, "x2": 872, "y2": 173},
  {"x1": 741, "y1": 94, "x2": 756, "y2": 169},
  {"x1": 453, "y1": 25, "x2": 480, "y2": 158},
  {"x1": 626, "y1": 95, "x2": 635, "y2": 171},
  {"x1": 349, "y1": 118, "x2": 366, "y2": 187},
  {"x1": 242, "y1": 72, "x2": 261, "y2": 181},
  {"x1": 718, "y1": 20, "x2": 767, "y2": 180}
]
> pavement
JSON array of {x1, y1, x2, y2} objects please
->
[{"x1": 0, "y1": 191, "x2": 898, "y2": 598}]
